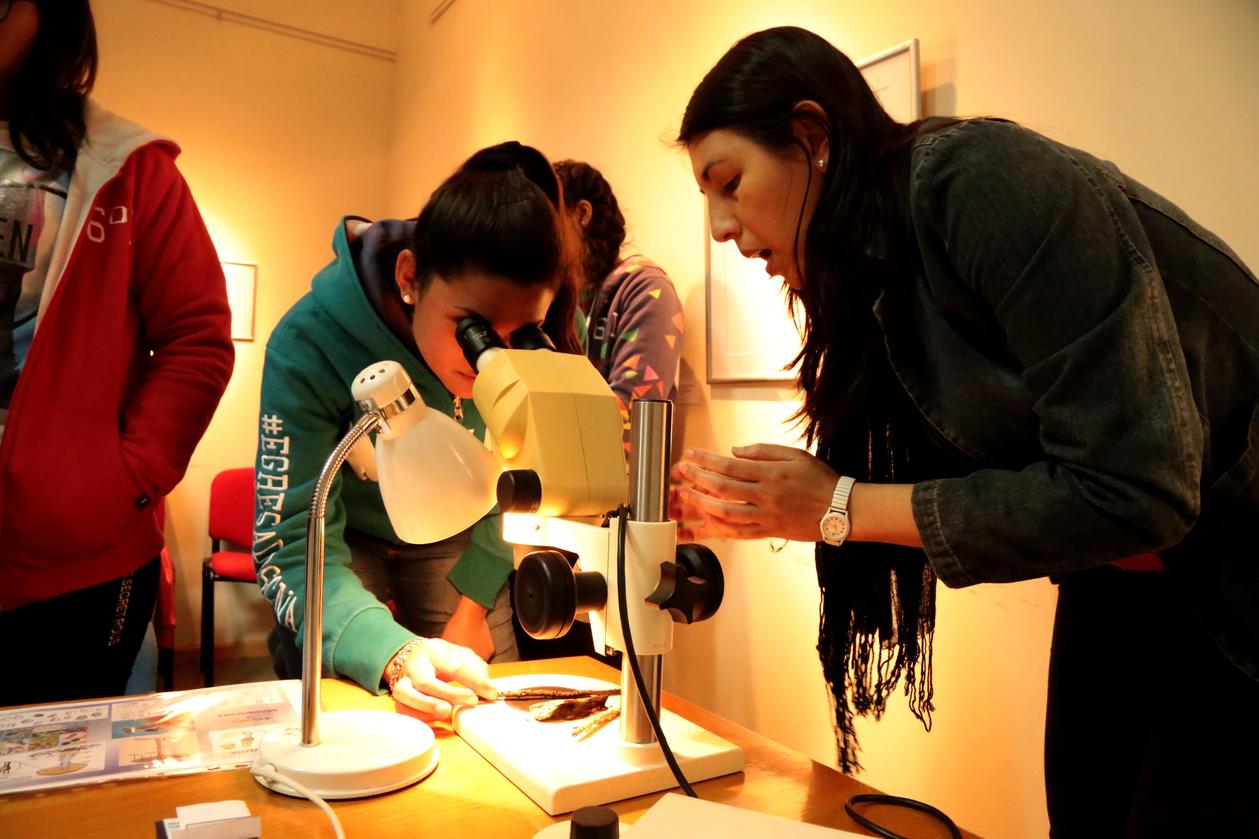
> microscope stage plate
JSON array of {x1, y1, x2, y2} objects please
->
[{"x1": 453, "y1": 674, "x2": 745, "y2": 815}]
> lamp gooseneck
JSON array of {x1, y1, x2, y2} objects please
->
[{"x1": 303, "y1": 410, "x2": 382, "y2": 746}]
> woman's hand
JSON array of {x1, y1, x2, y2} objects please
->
[
  {"x1": 439, "y1": 596, "x2": 496, "y2": 661},
  {"x1": 389, "y1": 637, "x2": 498, "y2": 719},
  {"x1": 670, "y1": 444, "x2": 837, "y2": 542}
]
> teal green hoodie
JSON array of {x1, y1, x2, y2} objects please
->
[{"x1": 253, "y1": 218, "x2": 514, "y2": 693}]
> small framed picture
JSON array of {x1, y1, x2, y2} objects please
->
[
  {"x1": 221, "y1": 261, "x2": 257, "y2": 342},
  {"x1": 705, "y1": 238, "x2": 799, "y2": 383},
  {"x1": 857, "y1": 38, "x2": 922, "y2": 123}
]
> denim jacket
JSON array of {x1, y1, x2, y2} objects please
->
[{"x1": 889, "y1": 120, "x2": 1259, "y2": 678}]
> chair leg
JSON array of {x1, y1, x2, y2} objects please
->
[
  {"x1": 159, "y1": 549, "x2": 175, "y2": 692},
  {"x1": 159, "y1": 647, "x2": 174, "y2": 692},
  {"x1": 201, "y1": 563, "x2": 215, "y2": 687}
]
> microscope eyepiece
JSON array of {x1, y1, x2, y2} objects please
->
[
  {"x1": 507, "y1": 323, "x2": 556, "y2": 352},
  {"x1": 456, "y1": 314, "x2": 506, "y2": 371}
]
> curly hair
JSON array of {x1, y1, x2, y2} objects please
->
[{"x1": 553, "y1": 160, "x2": 626, "y2": 289}]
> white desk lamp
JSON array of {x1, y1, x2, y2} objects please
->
[{"x1": 254, "y1": 360, "x2": 500, "y2": 799}]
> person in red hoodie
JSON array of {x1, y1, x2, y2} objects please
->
[{"x1": 0, "y1": 0, "x2": 233, "y2": 705}]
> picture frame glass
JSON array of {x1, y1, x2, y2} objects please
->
[{"x1": 221, "y1": 261, "x2": 256, "y2": 342}]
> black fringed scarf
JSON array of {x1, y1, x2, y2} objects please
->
[{"x1": 814, "y1": 378, "x2": 948, "y2": 774}]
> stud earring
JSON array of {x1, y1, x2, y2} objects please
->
[
  {"x1": 402, "y1": 292, "x2": 414, "y2": 305},
  {"x1": 818, "y1": 159, "x2": 827, "y2": 170}
]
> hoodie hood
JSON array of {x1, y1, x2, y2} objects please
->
[
  {"x1": 294, "y1": 216, "x2": 476, "y2": 429},
  {"x1": 310, "y1": 218, "x2": 412, "y2": 362},
  {"x1": 344, "y1": 217, "x2": 419, "y2": 357}
]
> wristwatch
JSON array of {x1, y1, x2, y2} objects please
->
[{"x1": 819, "y1": 476, "x2": 856, "y2": 546}]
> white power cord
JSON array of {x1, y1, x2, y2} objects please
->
[{"x1": 251, "y1": 762, "x2": 346, "y2": 839}]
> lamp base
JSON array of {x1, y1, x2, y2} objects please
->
[
  {"x1": 253, "y1": 709, "x2": 438, "y2": 799},
  {"x1": 454, "y1": 675, "x2": 744, "y2": 815}
]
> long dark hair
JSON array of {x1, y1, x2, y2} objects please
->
[
  {"x1": 412, "y1": 141, "x2": 582, "y2": 354},
  {"x1": 679, "y1": 26, "x2": 938, "y2": 446},
  {"x1": 553, "y1": 160, "x2": 626, "y2": 289},
  {"x1": 8, "y1": 0, "x2": 98, "y2": 171},
  {"x1": 679, "y1": 26, "x2": 953, "y2": 774}
]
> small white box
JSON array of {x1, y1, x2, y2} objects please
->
[{"x1": 156, "y1": 800, "x2": 260, "y2": 839}]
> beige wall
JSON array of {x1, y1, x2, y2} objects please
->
[
  {"x1": 93, "y1": 0, "x2": 400, "y2": 655},
  {"x1": 94, "y1": 1, "x2": 1258, "y2": 837},
  {"x1": 385, "y1": 2, "x2": 1258, "y2": 838}
]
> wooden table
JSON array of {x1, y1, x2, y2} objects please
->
[{"x1": 0, "y1": 657, "x2": 978, "y2": 837}]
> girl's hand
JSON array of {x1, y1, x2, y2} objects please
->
[
  {"x1": 670, "y1": 444, "x2": 837, "y2": 542},
  {"x1": 390, "y1": 637, "x2": 497, "y2": 719}
]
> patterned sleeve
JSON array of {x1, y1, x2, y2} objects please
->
[{"x1": 597, "y1": 259, "x2": 685, "y2": 450}]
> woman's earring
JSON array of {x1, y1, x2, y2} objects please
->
[
  {"x1": 818, "y1": 159, "x2": 827, "y2": 171},
  {"x1": 402, "y1": 292, "x2": 414, "y2": 305}
]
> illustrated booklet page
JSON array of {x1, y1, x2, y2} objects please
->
[{"x1": 0, "y1": 680, "x2": 301, "y2": 795}]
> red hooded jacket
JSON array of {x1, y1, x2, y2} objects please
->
[{"x1": 0, "y1": 105, "x2": 233, "y2": 609}]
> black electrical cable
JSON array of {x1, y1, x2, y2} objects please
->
[
  {"x1": 843, "y1": 794, "x2": 963, "y2": 839},
  {"x1": 614, "y1": 506, "x2": 959, "y2": 827},
  {"x1": 615, "y1": 504, "x2": 697, "y2": 797}
]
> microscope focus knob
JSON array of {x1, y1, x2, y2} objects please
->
[
  {"x1": 514, "y1": 550, "x2": 608, "y2": 640},
  {"x1": 646, "y1": 543, "x2": 724, "y2": 624},
  {"x1": 570, "y1": 806, "x2": 619, "y2": 838}
]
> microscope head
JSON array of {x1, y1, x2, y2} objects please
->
[
  {"x1": 455, "y1": 315, "x2": 723, "y2": 660},
  {"x1": 456, "y1": 315, "x2": 627, "y2": 518}
]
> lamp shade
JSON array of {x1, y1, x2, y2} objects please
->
[{"x1": 352, "y1": 361, "x2": 501, "y2": 544}]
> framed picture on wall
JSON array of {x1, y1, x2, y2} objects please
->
[
  {"x1": 221, "y1": 261, "x2": 257, "y2": 342},
  {"x1": 857, "y1": 38, "x2": 922, "y2": 124},
  {"x1": 705, "y1": 238, "x2": 800, "y2": 383},
  {"x1": 704, "y1": 38, "x2": 921, "y2": 384}
]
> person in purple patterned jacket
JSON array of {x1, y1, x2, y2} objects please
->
[{"x1": 555, "y1": 160, "x2": 684, "y2": 452}]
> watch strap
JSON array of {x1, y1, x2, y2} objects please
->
[{"x1": 828, "y1": 475, "x2": 855, "y2": 515}]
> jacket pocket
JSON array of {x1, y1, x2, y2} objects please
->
[{"x1": 5, "y1": 406, "x2": 148, "y2": 558}]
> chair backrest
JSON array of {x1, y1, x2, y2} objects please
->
[{"x1": 209, "y1": 468, "x2": 256, "y2": 549}]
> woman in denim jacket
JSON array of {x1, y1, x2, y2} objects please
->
[{"x1": 672, "y1": 26, "x2": 1258, "y2": 836}]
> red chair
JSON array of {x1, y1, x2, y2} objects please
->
[{"x1": 200, "y1": 468, "x2": 256, "y2": 686}]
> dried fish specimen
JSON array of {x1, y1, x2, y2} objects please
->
[
  {"x1": 572, "y1": 706, "x2": 620, "y2": 741},
  {"x1": 498, "y1": 686, "x2": 618, "y2": 702},
  {"x1": 529, "y1": 694, "x2": 612, "y2": 721}
]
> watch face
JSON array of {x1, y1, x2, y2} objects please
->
[{"x1": 820, "y1": 512, "x2": 849, "y2": 543}]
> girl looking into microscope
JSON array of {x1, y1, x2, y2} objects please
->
[{"x1": 255, "y1": 142, "x2": 582, "y2": 716}]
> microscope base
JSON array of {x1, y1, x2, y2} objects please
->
[{"x1": 453, "y1": 674, "x2": 745, "y2": 815}]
